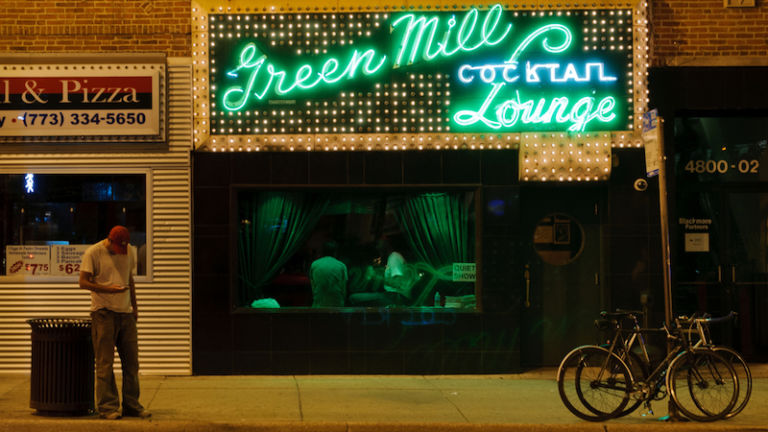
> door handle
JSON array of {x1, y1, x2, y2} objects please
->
[
  {"x1": 524, "y1": 264, "x2": 531, "y2": 308},
  {"x1": 732, "y1": 265, "x2": 736, "y2": 283},
  {"x1": 717, "y1": 265, "x2": 722, "y2": 283}
]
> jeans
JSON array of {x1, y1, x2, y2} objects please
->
[{"x1": 91, "y1": 309, "x2": 144, "y2": 415}]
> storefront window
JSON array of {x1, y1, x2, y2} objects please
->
[
  {"x1": 0, "y1": 173, "x2": 148, "y2": 279},
  {"x1": 237, "y1": 189, "x2": 477, "y2": 310}
]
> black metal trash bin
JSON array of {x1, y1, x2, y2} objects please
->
[{"x1": 27, "y1": 318, "x2": 94, "y2": 416}]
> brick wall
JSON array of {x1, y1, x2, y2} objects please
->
[
  {"x1": 0, "y1": 0, "x2": 190, "y2": 57},
  {"x1": 652, "y1": 0, "x2": 768, "y2": 65}
]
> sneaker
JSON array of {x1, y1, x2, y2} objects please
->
[
  {"x1": 99, "y1": 411, "x2": 122, "y2": 420},
  {"x1": 123, "y1": 409, "x2": 152, "y2": 419}
]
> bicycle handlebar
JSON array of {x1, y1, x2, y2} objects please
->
[
  {"x1": 700, "y1": 311, "x2": 738, "y2": 324},
  {"x1": 677, "y1": 311, "x2": 738, "y2": 326}
]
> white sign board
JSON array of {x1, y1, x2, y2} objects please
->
[
  {"x1": 51, "y1": 245, "x2": 91, "y2": 276},
  {"x1": 0, "y1": 68, "x2": 161, "y2": 137},
  {"x1": 5, "y1": 245, "x2": 51, "y2": 276},
  {"x1": 685, "y1": 233, "x2": 710, "y2": 253},
  {"x1": 452, "y1": 263, "x2": 476, "y2": 282},
  {"x1": 642, "y1": 109, "x2": 662, "y2": 178}
]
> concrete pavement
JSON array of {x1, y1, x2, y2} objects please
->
[{"x1": 1, "y1": 367, "x2": 767, "y2": 432}]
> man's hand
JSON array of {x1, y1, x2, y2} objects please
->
[{"x1": 105, "y1": 284, "x2": 129, "y2": 293}]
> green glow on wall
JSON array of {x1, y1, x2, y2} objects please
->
[{"x1": 209, "y1": 6, "x2": 634, "y2": 134}]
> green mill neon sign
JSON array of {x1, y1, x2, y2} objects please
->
[{"x1": 208, "y1": 5, "x2": 634, "y2": 135}]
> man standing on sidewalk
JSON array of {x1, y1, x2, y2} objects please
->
[{"x1": 79, "y1": 225, "x2": 151, "y2": 420}]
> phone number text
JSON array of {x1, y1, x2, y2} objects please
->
[{"x1": 18, "y1": 112, "x2": 147, "y2": 128}]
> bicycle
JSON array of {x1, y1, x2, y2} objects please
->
[
  {"x1": 677, "y1": 311, "x2": 752, "y2": 419},
  {"x1": 557, "y1": 310, "x2": 739, "y2": 422}
]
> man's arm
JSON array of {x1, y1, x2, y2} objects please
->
[
  {"x1": 79, "y1": 271, "x2": 127, "y2": 294},
  {"x1": 129, "y1": 274, "x2": 138, "y2": 319}
]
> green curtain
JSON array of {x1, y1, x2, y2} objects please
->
[
  {"x1": 395, "y1": 192, "x2": 473, "y2": 305},
  {"x1": 238, "y1": 191, "x2": 328, "y2": 306}
]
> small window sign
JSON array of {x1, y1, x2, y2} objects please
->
[
  {"x1": 723, "y1": 0, "x2": 756, "y2": 7},
  {"x1": 452, "y1": 263, "x2": 476, "y2": 282}
]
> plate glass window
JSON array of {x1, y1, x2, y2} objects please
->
[{"x1": 0, "y1": 174, "x2": 147, "y2": 278}]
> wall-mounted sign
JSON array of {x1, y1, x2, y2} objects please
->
[
  {"x1": 0, "y1": 68, "x2": 161, "y2": 137},
  {"x1": 674, "y1": 116, "x2": 768, "y2": 183},
  {"x1": 642, "y1": 109, "x2": 661, "y2": 178},
  {"x1": 208, "y1": 5, "x2": 634, "y2": 136}
]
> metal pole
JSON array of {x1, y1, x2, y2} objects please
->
[
  {"x1": 657, "y1": 118, "x2": 673, "y2": 328},
  {"x1": 656, "y1": 118, "x2": 682, "y2": 421}
]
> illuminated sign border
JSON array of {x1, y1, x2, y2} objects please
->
[{"x1": 192, "y1": 3, "x2": 649, "y2": 152}]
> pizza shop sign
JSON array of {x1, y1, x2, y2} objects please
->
[
  {"x1": 210, "y1": 4, "x2": 634, "y2": 134},
  {"x1": 0, "y1": 68, "x2": 160, "y2": 137}
]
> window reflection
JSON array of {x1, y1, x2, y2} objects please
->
[
  {"x1": 238, "y1": 189, "x2": 477, "y2": 310},
  {"x1": 1, "y1": 174, "x2": 147, "y2": 277}
]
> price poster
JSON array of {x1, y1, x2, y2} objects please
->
[
  {"x1": 51, "y1": 245, "x2": 91, "y2": 276},
  {"x1": 5, "y1": 246, "x2": 51, "y2": 276}
]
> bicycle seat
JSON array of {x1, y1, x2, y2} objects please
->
[{"x1": 600, "y1": 309, "x2": 643, "y2": 319}]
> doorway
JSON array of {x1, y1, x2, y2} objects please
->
[
  {"x1": 673, "y1": 114, "x2": 768, "y2": 361},
  {"x1": 675, "y1": 186, "x2": 768, "y2": 360},
  {"x1": 519, "y1": 187, "x2": 605, "y2": 366}
]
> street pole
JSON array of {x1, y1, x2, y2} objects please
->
[
  {"x1": 656, "y1": 118, "x2": 673, "y2": 330},
  {"x1": 643, "y1": 112, "x2": 680, "y2": 420},
  {"x1": 642, "y1": 110, "x2": 673, "y2": 327}
]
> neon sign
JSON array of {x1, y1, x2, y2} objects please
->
[
  {"x1": 25, "y1": 173, "x2": 34, "y2": 193},
  {"x1": 209, "y1": 6, "x2": 633, "y2": 134}
]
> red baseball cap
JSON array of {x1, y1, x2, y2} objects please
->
[{"x1": 108, "y1": 226, "x2": 130, "y2": 255}]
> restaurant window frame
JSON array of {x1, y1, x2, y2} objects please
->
[
  {"x1": 231, "y1": 185, "x2": 481, "y2": 312},
  {"x1": 0, "y1": 168, "x2": 153, "y2": 283}
]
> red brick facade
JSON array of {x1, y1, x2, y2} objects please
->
[
  {"x1": 0, "y1": 0, "x2": 190, "y2": 57},
  {"x1": 1, "y1": 1, "x2": 766, "y2": 63},
  {"x1": 652, "y1": 0, "x2": 768, "y2": 65}
]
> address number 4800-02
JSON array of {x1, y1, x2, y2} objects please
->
[{"x1": 684, "y1": 159, "x2": 759, "y2": 175}]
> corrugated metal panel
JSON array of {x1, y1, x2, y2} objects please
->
[{"x1": 0, "y1": 60, "x2": 193, "y2": 375}]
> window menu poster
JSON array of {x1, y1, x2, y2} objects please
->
[
  {"x1": 5, "y1": 245, "x2": 51, "y2": 276},
  {"x1": 5, "y1": 244, "x2": 91, "y2": 277},
  {"x1": 51, "y1": 245, "x2": 91, "y2": 276}
]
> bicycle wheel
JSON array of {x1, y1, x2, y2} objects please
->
[
  {"x1": 713, "y1": 346, "x2": 752, "y2": 419},
  {"x1": 557, "y1": 345, "x2": 631, "y2": 421},
  {"x1": 612, "y1": 350, "x2": 647, "y2": 418},
  {"x1": 668, "y1": 350, "x2": 738, "y2": 421}
]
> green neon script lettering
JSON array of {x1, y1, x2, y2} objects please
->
[
  {"x1": 222, "y1": 44, "x2": 387, "y2": 109},
  {"x1": 508, "y1": 24, "x2": 572, "y2": 63},
  {"x1": 391, "y1": 4, "x2": 511, "y2": 68},
  {"x1": 454, "y1": 86, "x2": 617, "y2": 132}
]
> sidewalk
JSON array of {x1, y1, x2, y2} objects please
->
[{"x1": 1, "y1": 367, "x2": 767, "y2": 432}]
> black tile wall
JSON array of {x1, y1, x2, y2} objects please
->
[
  {"x1": 194, "y1": 187, "x2": 230, "y2": 225},
  {"x1": 309, "y1": 153, "x2": 348, "y2": 184},
  {"x1": 444, "y1": 151, "x2": 481, "y2": 183},
  {"x1": 403, "y1": 151, "x2": 442, "y2": 184},
  {"x1": 232, "y1": 153, "x2": 270, "y2": 184},
  {"x1": 364, "y1": 152, "x2": 403, "y2": 184},
  {"x1": 271, "y1": 153, "x2": 309, "y2": 184},
  {"x1": 192, "y1": 149, "x2": 657, "y2": 374}
]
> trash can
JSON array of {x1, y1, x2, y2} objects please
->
[{"x1": 27, "y1": 318, "x2": 94, "y2": 416}]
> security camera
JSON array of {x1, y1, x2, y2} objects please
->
[{"x1": 634, "y1": 178, "x2": 648, "y2": 192}]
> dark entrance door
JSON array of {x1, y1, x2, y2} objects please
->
[
  {"x1": 676, "y1": 186, "x2": 768, "y2": 361},
  {"x1": 519, "y1": 187, "x2": 605, "y2": 366}
]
